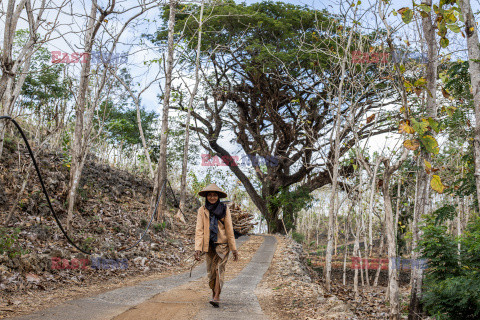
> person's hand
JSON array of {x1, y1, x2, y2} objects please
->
[
  {"x1": 194, "y1": 250, "x2": 202, "y2": 261},
  {"x1": 232, "y1": 250, "x2": 238, "y2": 261}
]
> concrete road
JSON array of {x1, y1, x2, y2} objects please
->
[{"x1": 8, "y1": 235, "x2": 277, "y2": 320}]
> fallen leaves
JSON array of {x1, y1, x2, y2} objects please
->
[
  {"x1": 257, "y1": 236, "x2": 353, "y2": 320},
  {"x1": 25, "y1": 273, "x2": 41, "y2": 284},
  {"x1": 0, "y1": 144, "x2": 200, "y2": 318}
]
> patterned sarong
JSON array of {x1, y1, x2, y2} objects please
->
[{"x1": 206, "y1": 243, "x2": 230, "y2": 295}]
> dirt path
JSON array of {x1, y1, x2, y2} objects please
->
[
  {"x1": 7, "y1": 235, "x2": 273, "y2": 320},
  {"x1": 195, "y1": 235, "x2": 276, "y2": 320},
  {"x1": 113, "y1": 235, "x2": 276, "y2": 320}
]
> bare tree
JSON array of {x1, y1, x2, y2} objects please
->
[
  {"x1": 382, "y1": 149, "x2": 409, "y2": 320},
  {"x1": 67, "y1": 0, "x2": 159, "y2": 229},
  {"x1": 0, "y1": 0, "x2": 66, "y2": 158},
  {"x1": 152, "y1": 0, "x2": 176, "y2": 221},
  {"x1": 407, "y1": 1, "x2": 439, "y2": 317},
  {"x1": 177, "y1": 0, "x2": 205, "y2": 223},
  {"x1": 67, "y1": 0, "x2": 116, "y2": 229},
  {"x1": 459, "y1": 0, "x2": 480, "y2": 211},
  {"x1": 107, "y1": 68, "x2": 160, "y2": 179}
]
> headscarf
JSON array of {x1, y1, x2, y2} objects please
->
[{"x1": 205, "y1": 192, "x2": 227, "y2": 249}]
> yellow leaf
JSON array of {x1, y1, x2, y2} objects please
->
[
  {"x1": 424, "y1": 159, "x2": 432, "y2": 169},
  {"x1": 403, "y1": 139, "x2": 420, "y2": 150},
  {"x1": 431, "y1": 175, "x2": 445, "y2": 193},
  {"x1": 424, "y1": 159, "x2": 432, "y2": 174},
  {"x1": 399, "y1": 120, "x2": 415, "y2": 134}
]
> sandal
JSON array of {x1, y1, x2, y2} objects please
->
[{"x1": 209, "y1": 299, "x2": 220, "y2": 308}]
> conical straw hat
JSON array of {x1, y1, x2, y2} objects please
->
[{"x1": 198, "y1": 183, "x2": 228, "y2": 198}]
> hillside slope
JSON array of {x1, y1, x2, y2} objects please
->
[{"x1": 0, "y1": 137, "x2": 200, "y2": 317}]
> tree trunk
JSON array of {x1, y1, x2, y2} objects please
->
[
  {"x1": 0, "y1": 122, "x2": 6, "y2": 160},
  {"x1": 0, "y1": 0, "x2": 46, "y2": 159},
  {"x1": 178, "y1": 0, "x2": 204, "y2": 222},
  {"x1": 325, "y1": 170, "x2": 339, "y2": 291},
  {"x1": 394, "y1": 175, "x2": 401, "y2": 249},
  {"x1": 266, "y1": 201, "x2": 283, "y2": 233},
  {"x1": 324, "y1": 17, "x2": 356, "y2": 291},
  {"x1": 383, "y1": 167, "x2": 400, "y2": 320},
  {"x1": 358, "y1": 173, "x2": 370, "y2": 287},
  {"x1": 154, "y1": 0, "x2": 176, "y2": 221},
  {"x1": 409, "y1": 1, "x2": 438, "y2": 317},
  {"x1": 368, "y1": 159, "x2": 381, "y2": 256},
  {"x1": 353, "y1": 216, "x2": 360, "y2": 299},
  {"x1": 373, "y1": 229, "x2": 385, "y2": 287},
  {"x1": 460, "y1": 0, "x2": 480, "y2": 214},
  {"x1": 0, "y1": 0, "x2": 26, "y2": 101},
  {"x1": 457, "y1": 197, "x2": 462, "y2": 255},
  {"x1": 67, "y1": 2, "x2": 98, "y2": 230},
  {"x1": 66, "y1": 0, "x2": 115, "y2": 230}
]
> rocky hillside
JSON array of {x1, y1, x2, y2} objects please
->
[{"x1": 0, "y1": 137, "x2": 200, "y2": 316}]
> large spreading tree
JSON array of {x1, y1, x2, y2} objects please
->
[{"x1": 150, "y1": 0, "x2": 397, "y2": 233}]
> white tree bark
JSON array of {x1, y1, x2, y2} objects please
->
[
  {"x1": 154, "y1": 0, "x2": 176, "y2": 221},
  {"x1": 324, "y1": 13, "x2": 356, "y2": 291},
  {"x1": 353, "y1": 215, "x2": 360, "y2": 298},
  {"x1": 409, "y1": 2, "x2": 438, "y2": 317},
  {"x1": 0, "y1": 0, "x2": 54, "y2": 158},
  {"x1": 368, "y1": 159, "x2": 381, "y2": 256},
  {"x1": 382, "y1": 150, "x2": 408, "y2": 320},
  {"x1": 178, "y1": 0, "x2": 205, "y2": 223},
  {"x1": 66, "y1": 0, "x2": 116, "y2": 229},
  {"x1": 460, "y1": 0, "x2": 480, "y2": 214}
]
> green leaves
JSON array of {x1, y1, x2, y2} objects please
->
[
  {"x1": 410, "y1": 118, "x2": 429, "y2": 135},
  {"x1": 426, "y1": 117, "x2": 440, "y2": 133},
  {"x1": 0, "y1": 227, "x2": 22, "y2": 258},
  {"x1": 398, "y1": 7, "x2": 413, "y2": 24},
  {"x1": 447, "y1": 23, "x2": 461, "y2": 33},
  {"x1": 420, "y1": 216, "x2": 480, "y2": 319},
  {"x1": 432, "y1": 204, "x2": 456, "y2": 225},
  {"x1": 440, "y1": 37, "x2": 450, "y2": 48},
  {"x1": 401, "y1": 118, "x2": 441, "y2": 154},
  {"x1": 414, "y1": 77, "x2": 427, "y2": 87},
  {"x1": 420, "y1": 135, "x2": 439, "y2": 154},
  {"x1": 418, "y1": 4, "x2": 431, "y2": 13}
]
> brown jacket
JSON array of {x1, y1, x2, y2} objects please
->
[{"x1": 195, "y1": 205, "x2": 237, "y2": 252}]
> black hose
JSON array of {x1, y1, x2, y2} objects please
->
[{"x1": 1, "y1": 115, "x2": 167, "y2": 255}]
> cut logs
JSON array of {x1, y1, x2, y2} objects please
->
[{"x1": 228, "y1": 202, "x2": 257, "y2": 235}]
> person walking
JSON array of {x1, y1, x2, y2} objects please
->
[{"x1": 194, "y1": 183, "x2": 239, "y2": 307}]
